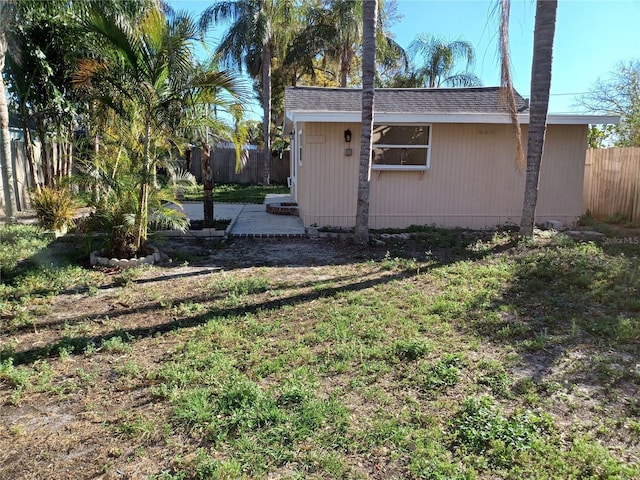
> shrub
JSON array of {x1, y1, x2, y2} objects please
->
[{"x1": 30, "y1": 187, "x2": 76, "y2": 231}]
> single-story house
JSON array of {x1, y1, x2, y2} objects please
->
[{"x1": 283, "y1": 86, "x2": 618, "y2": 230}]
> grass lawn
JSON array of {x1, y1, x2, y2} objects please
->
[
  {"x1": 1, "y1": 223, "x2": 639, "y2": 479},
  {"x1": 184, "y1": 183, "x2": 290, "y2": 203}
]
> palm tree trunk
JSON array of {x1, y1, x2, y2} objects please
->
[
  {"x1": 340, "y1": 51, "x2": 350, "y2": 88},
  {"x1": 92, "y1": 131, "x2": 101, "y2": 202},
  {"x1": 202, "y1": 141, "x2": 214, "y2": 227},
  {"x1": 354, "y1": 0, "x2": 378, "y2": 245},
  {"x1": 262, "y1": 43, "x2": 272, "y2": 185},
  {"x1": 135, "y1": 117, "x2": 152, "y2": 250},
  {"x1": 520, "y1": 0, "x2": 557, "y2": 237},
  {"x1": 0, "y1": 33, "x2": 17, "y2": 222}
]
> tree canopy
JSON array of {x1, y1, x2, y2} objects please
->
[
  {"x1": 406, "y1": 34, "x2": 481, "y2": 88},
  {"x1": 579, "y1": 60, "x2": 640, "y2": 147}
]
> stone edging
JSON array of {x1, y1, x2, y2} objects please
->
[
  {"x1": 90, "y1": 246, "x2": 161, "y2": 268},
  {"x1": 318, "y1": 232, "x2": 354, "y2": 240},
  {"x1": 153, "y1": 228, "x2": 226, "y2": 238},
  {"x1": 230, "y1": 233, "x2": 308, "y2": 239}
]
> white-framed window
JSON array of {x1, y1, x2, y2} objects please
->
[
  {"x1": 372, "y1": 124, "x2": 431, "y2": 170},
  {"x1": 297, "y1": 129, "x2": 303, "y2": 166}
]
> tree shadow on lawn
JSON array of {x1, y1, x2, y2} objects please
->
[
  {"x1": 6, "y1": 231, "x2": 519, "y2": 366},
  {"x1": 8, "y1": 267, "x2": 422, "y2": 366},
  {"x1": 5, "y1": 271, "x2": 366, "y2": 336},
  {"x1": 464, "y1": 241, "x2": 640, "y2": 410},
  {"x1": 7, "y1": 227, "x2": 512, "y2": 297}
]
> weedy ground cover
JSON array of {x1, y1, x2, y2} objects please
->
[{"x1": 1, "y1": 223, "x2": 638, "y2": 479}]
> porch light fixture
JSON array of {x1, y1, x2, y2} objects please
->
[
  {"x1": 287, "y1": 131, "x2": 295, "y2": 140},
  {"x1": 344, "y1": 129, "x2": 352, "y2": 143}
]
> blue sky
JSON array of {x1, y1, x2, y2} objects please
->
[{"x1": 171, "y1": 0, "x2": 640, "y2": 116}]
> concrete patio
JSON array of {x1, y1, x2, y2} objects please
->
[
  {"x1": 177, "y1": 194, "x2": 306, "y2": 237},
  {"x1": 7, "y1": 195, "x2": 307, "y2": 238}
]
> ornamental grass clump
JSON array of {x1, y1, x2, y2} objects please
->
[{"x1": 30, "y1": 186, "x2": 77, "y2": 232}]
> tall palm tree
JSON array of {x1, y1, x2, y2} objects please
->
[
  {"x1": 354, "y1": 0, "x2": 377, "y2": 245},
  {"x1": 520, "y1": 0, "x2": 557, "y2": 236},
  {"x1": 0, "y1": 1, "x2": 17, "y2": 222},
  {"x1": 200, "y1": 0, "x2": 295, "y2": 185},
  {"x1": 408, "y1": 34, "x2": 481, "y2": 88},
  {"x1": 76, "y1": 7, "x2": 245, "y2": 252},
  {"x1": 499, "y1": 0, "x2": 557, "y2": 236},
  {"x1": 286, "y1": 0, "x2": 405, "y2": 88}
]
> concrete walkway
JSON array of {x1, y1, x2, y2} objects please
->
[
  {"x1": 177, "y1": 194, "x2": 306, "y2": 237},
  {"x1": 9, "y1": 198, "x2": 306, "y2": 238}
]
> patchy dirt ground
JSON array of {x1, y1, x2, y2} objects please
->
[
  {"x1": 0, "y1": 237, "x2": 404, "y2": 479},
  {"x1": 157, "y1": 236, "x2": 377, "y2": 268},
  {"x1": 1, "y1": 234, "x2": 639, "y2": 479}
]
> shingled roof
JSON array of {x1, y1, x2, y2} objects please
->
[{"x1": 285, "y1": 86, "x2": 529, "y2": 114}]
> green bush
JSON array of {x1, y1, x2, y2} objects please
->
[{"x1": 30, "y1": 187, "x2": 76, "y2": 231}]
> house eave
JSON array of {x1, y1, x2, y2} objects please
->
[{"x1": 285, "y1": 111, "x2": 620, "y2": 126}]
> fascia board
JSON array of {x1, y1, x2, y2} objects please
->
[{"x1": 286, "y1": 111, "x2": 620, "y2": 125}]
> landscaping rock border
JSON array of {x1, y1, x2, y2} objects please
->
[{"x1": 90, "y1": 246, "x2": 161, "y2": 268}]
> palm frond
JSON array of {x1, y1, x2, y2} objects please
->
[
  {"x1": 150, "y1": 205, "x2": 190, "y2": 232},
  {"x1": 498, "y1": 0, "x2": 525, "y2": 170},
  {"x1": 442, "y1": 72, "x2": 482, "y2": 88}
]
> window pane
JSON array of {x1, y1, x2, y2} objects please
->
[
  {"x1": 373, "y1": 147, "x2": 428, "y2": 166},
  {"x1": 372, "y1": 125, "x2": 428, "y2": 145}
]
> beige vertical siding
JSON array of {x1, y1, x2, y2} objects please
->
[
  {"x1": 536, "y1": 124, "x2": 588, "y2": 225},
  {"x1": 297, "y1": 122, "x2": 587, "y2": 229},
  {"x1": 370, "y1": 123, "x2": 521, "y2": 229},
  {"x1": 296, "y1": 122, "x2": 361, "y2": 228}
]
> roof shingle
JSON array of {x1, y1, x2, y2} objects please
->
[{"x1": 285, "y1": 86, "x2": 529, "y2": 114}]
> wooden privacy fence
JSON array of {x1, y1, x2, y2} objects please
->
[
  {"x1": 2, "y1": 140, "x2": 43, "y2": 214},
  {"x1": 1, "y1": 140, "x2": 72, "y2": 216},
  {"x1": 188, "y1": 148, "x2": 290, "y2": 185},
  {"x1": 1, "y1": 142, "x2": 290, "y2": 217},
  {"x1": 584, "y1": 147, "x2": 640, "y2": 225}
]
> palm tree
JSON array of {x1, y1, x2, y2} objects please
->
[
  {"x1": 286, "y1": 0, "x2": 405, "y2": 88},
  {"x1": 408, "y1": 34, "x2": 481, "y2": 88},
  {"x1": 75, "y1": 7, "x2": 245, "y2": 253},
  {"x1": 200, "y1": 0, "x2": 295, "y2": 185},
  {"x1": 0, "y1": 1, "x2": 17, "y2": 222},
  {"x1": 354, "y1": 0, "x2": 377, "y2": 245},
  {"x1": 5, "y1": 0, "x2": 152, "y2": 193},
  {"x1": 520, "y1": 0, "x2": 557, "y2": 236},
  {"x1": 499, "y1": 0, "x2": 557, "y2": 237}
]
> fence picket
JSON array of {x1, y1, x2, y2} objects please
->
[
  {"x1": 188, "y1": 148, "x2": 289, "y2": 185},
  {"x1": 585, "y1": 147, "x2": 640, "y2": 225}
]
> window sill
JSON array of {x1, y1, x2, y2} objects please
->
[{"x1": 371, "y1": 165, "x2": 429, "y2": 172}]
